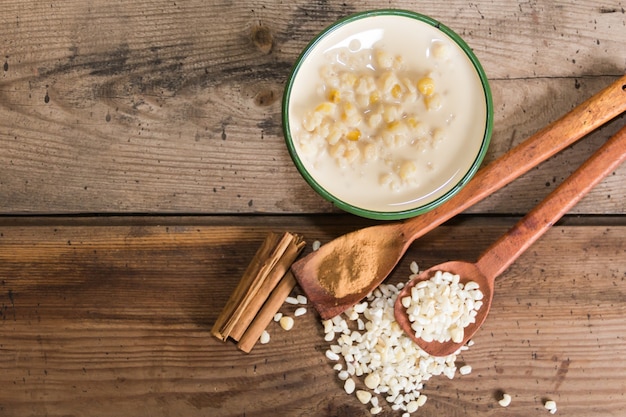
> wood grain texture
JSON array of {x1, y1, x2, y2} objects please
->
[
  {"x1": 0, "y1": 1, "x2": 625, "y2": 416},
  {"x1": 0, "y1": 1, "x2": 624, "y2": 214},
  {"x1": 0, "y1": 217, "x2": 624, "y2": 416}
]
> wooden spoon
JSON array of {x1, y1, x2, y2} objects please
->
[
  {"x1": 394, "y1": 123, "x2": 626, "y2": 356},
  {"x1": 292, "y1": 75, "x2": 626, "y2": 320}
]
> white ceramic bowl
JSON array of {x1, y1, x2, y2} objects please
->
[{"x1": 283, "y1": 10, "x2": 493, "y2": 220}]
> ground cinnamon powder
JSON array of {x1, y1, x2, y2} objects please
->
[{"x1": 316, "y1": 239, "x2": 381, "y2": 299}]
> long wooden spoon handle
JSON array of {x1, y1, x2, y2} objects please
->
[
  {"x1": 476, "y1": 124, "x2": 626, "y2": 279},
  {"x1": 402, "y1": 75, "x2": 626, "y2": 242}
]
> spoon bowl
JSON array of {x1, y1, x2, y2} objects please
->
[
  {"x1": 291, "y1": 222, "x2": 407, "y2": 320},
  {"x1": 394, "y1": 261, "x2": 494, "y2": 356},
  {"x1": 394, "y1": 124, "x2": 626, "y2": 356}
]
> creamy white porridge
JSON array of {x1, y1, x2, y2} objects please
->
[{"x1": 287, "y1": 15, "x2": 489, "y2": 214}]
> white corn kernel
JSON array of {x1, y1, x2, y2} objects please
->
[
  {"x1": 398, "y1": 161, "x2": 417, "y2": 181},
  {"x1": 363, "y1": 142, "x2": 379, "y2": 161},
  {"x1": 364, "y1": 372, "x2": 381, "y2": 390},
  {"x1": 356, "y1": 390, "x2": 372, "y2": 404},
  {"x1": 285, "y1": 296, "x2": 299, "y2": 305},
  {"x1": 425, "y1": 93, "x2": 442, "y2": 111},
  {"x1": 432, "y1": 42, "x2": 452, "y2": 60},
  {"x1": 344, "y1": 378, "x2": 355, "y2": 394},
  {"x1": 498, "y1": 393, "x2": 512, "y2": 407},
  {"x1": 279, "y1": 316, "x2": 294, "y2": 331},
  {"x1": 464, "y1": 281, "x2": 480, "y2": 291},
  {"x1": 259, "y1": 330, "x2": 270, "y2": 344},
  {"x1": 325, "y1": 349, "x2": 340, "y2": 361},
  {"x1": 322, "y1": 319, "x2": 333, "y2": 333},
  {"x1": 544, "y1": 400, "x2": 557, "y2": 413},
  {"x1": 406, "y1": 400, "x2": 419, "y2": 413},
  {"x1": 375, "y1": 50, "x2": 394, "y2": 69},
  {"x1": 353, "y1": 302, "x2": 367, "y2": 314},
  {"x1": 459, "y1": 365, "x2": 472, "y2": 375},
  {"x1": 294, "y1": 307, "x2": 307, "y2": 317}
]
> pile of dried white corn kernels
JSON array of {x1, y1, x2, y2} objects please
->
[
  {"x1": 400, "y1": 270, "x2": 483, "y2": 343},
  {"x1": 321, "y1": 276, "x2": 471, "y2": 415}
]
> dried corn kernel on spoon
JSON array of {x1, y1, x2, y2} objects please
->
[
  {"x1": 394, "y1": 124, "x2": 626, "y2": 357},
  {"x1": 292, "y1": 75, "x2": 626, "y2": 321}
]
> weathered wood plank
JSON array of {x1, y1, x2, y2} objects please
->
[
  {"x1": 0, "y1": 1, "x2": 624, "y2": 215},
  {"x1": 1, "y1": 2, "x2": 624, "y2": 416},
  {"x1": 0, "y1": 217, "x2": 624, "y2": 416}
]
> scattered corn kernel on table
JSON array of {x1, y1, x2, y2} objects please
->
[{"x1": 1, "y1": 1, "x2": 625, "y2": 416}]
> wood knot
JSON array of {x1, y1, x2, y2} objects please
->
[
  {"x1": 254, "y1": 88, "x2": 277, "y2": 107},
  {"x1": 251, "y1": 24, "x2": 273, "y2": 54}
]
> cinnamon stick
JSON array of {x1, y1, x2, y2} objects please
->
[
  {"x1": 211, "y1": 232, "x2": 281, "y2": 341},
  {"x1": 228, "y1": 233, "x2": 303, "y2": 341},
  {"x1": 237, "y1": 271, "x2": 297, "y2": 353},
  {"x1": 211, "y1": 232, "x2": 305, "y2": 344}
]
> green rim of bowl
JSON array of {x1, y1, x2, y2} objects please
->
[{"x1": 282, "y1": 9, "x2": 494, "y2": 220}]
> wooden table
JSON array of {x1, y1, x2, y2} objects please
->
[{"x1": 1, "y1": 1, "x2": 625, "y2": 416}]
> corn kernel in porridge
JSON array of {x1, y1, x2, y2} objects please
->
[
  {"x1": 380, "y1": 172, "x2": 393, "y2": 186},
  {"x1": 355, "y1": 75, "x2": 376, "y2": 95},
  {"x1": 417, "y1": 77, "x2": 435, "y2": 96},
  {"x1": 382, "y1": 105, "x2": 402, "y2": 124},
  {"x1": 327, "y1": 125, "x2": 344, "y2": 145},
  {"x1": 328, "y1": 89, "x2": 341, "y2": 103},
  {"x1": 367, "y1": 113, "x2": 382, "y2": 129},
  {"x1": 340, "y1": 72, "x2": 357, "y2": 88},
  {"x1": 369, "y1": 91, "x2": 380, "y2": 105},
  {"x1": 375, "y1": 49, "x2": 394, "y2": 69},
  {"x1": 391, "y1": 83, "x2": 403, "y2": 99},
  {"x1": 380, "y1": 71, "x2": 400, "y2": 94},
  {"x1": 346, "y1": 129, "x2": 361, "y2": 142},
  {"x1": 432, "y1": 42, "x2": 452, "y2": 60},
  {"x1": 399, "y1": 161, "x2": 418, "y2": 180},
  {"x1": 329, "y1": 142, "x2": 346, "y2": 158},
  {"x1": 318, "y1": 102, "x2": 337, "y2": 114},
  {"x1": 425, "y1": 93, "x2": 442, "y2": 111},
  {"x1": 363, "y1": 143, "x2": 379, "y2": 161},
  {"x1": 345, "y1": 146, "x2": 360, "y2": 163}
]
